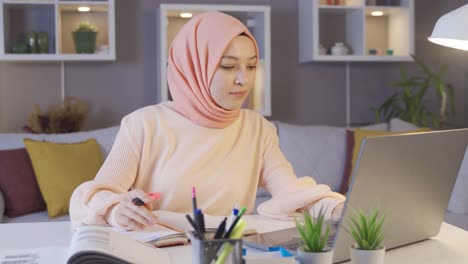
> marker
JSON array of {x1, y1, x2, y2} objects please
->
[
  {"x1": 223, "y1": 207, "x2": 246, "y2": 239},
  {"x1": 131, "y1": 192, "x2": 161, "y2": 206},
  {"x1": 196, "y1": 208, "x2": 206, "y2": 235},
  {"x1": 214, "y1": 217, "x2": 227, "y2": 239},
  {"x1": 186, "y1": 214, "x2": 204, "y2": 240},
  {"x1": 226, "y1": 208, "x2": 239, "y2": 231},
  {"x1": 215, "y1": 219, "x2": 246, "y2": 264},
  {"x1": 237, "y1": 207, "x2": 246, "y2": 218}
]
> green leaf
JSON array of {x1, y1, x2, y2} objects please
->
[
  {"x1": 446, "y1": 84, "x2": 456, "y2": 115},
  {"x1": 295, "y1": 209, "x2": 331, "y2": 252},
  {"x1": 369, "y1": 54, "x2": 456, "y2": 128}
]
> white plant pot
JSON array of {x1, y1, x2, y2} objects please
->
[
  {"x1": 297, "y1": 247, "x2": 334, "y2": 264},
  {"x1": 349, "y1": 244, "x2": 385, "y2": 264}
]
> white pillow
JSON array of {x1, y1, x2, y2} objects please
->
[
  {"x1": 276, "y1": 122, "x2": 347, "y2": 192},
  {"x1": 390, "y1": 118, "x2": 420, "y2": 132},
  {"x1": 357, "y1": 122, "x2": 388, "y2": 131},
  {"x1": 448, "y1": 146, "x2": 468, "y2": 214}
]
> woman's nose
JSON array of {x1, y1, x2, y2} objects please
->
[{"x1": 235, "y1": 68, "x2": 248, "y2": 85}]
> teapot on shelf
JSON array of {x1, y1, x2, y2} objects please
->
[{"x1": 331, "y1": 42, "x2": 349, "y2": 55}]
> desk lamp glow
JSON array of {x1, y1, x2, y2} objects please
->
[{"x1": 428, "y1": 4, "x2": 468, "y2": 51}]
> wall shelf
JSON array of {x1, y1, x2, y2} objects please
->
[
  {"x1": 0, "y1": 0, "x2": 115, "y2": 61},
  {"x1": 299, "y1": 0, "x2": 414, "y2": 62}
]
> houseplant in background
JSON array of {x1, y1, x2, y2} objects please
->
[
  {"x1": 372, "y1": 54, "x2": 455, "y2": 128},
  {"x1": 345, "y1": 209, "x2": 385, "y2": 264},
  {"x1": 23, "y1": 97, "x2": 88, "y2": 134},
  {"x1": 72, "y1": 21, "x2": 98, "y2": 54},
  {"x1": 295, "y1": 209, "x2": 333, "y2": 264}
]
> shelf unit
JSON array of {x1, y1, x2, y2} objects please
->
[
  {"x1": 299, "y1": 0, "x2": 414, "y2": 62},
  {"x1": 159, "y1": 4, "x2": 271, "y2": 116},
  {"x1": 0, "y1": 0, "x2": 115, "y2": 61}
]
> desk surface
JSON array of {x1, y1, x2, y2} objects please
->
[{"x1": 1, "y1": 215, "x2": 468, "y2": 264}]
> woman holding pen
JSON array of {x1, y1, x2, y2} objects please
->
[{"x1": 69, "y1": 11, "x2": 345, "y2": 231}]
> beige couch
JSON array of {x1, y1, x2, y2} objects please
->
[{"x1": 1, "y1": 119, "x2": 467, "y2": 230}]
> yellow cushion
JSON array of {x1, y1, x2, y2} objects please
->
[
  {"x1": 349, "y1": 128, "x2": 431, "y2": 187},
  {"x1": 23, "y1": 138, "x2": 104, "y2": 217}
]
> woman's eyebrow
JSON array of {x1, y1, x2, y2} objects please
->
[{"x1": 221, "y1": 55, "x2": 257, "y2": 60}]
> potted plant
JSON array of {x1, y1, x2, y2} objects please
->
[
  {"x1": 372, "y1": 54, "x2": 455, "y2": 129},
  {"x1": 345, "y1": 209, "x2": 385, "y2": 264},
  {"x1": 23, "y1": 97, "x2": 88, "y2": 134},
  {"x1": 295, "y1": 209, "x2": 333, "y2": 264},
  {"x1": 72, "y1": 21, "x2": 98, "y2": 54}
]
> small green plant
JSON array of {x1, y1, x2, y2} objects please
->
[
  {"x1": 295, "y1": 209, "x2": 331, "y2": 252},
  {"x1": 372, "y1": 54, "x2": 455, "y2": 129},
  {"x1": 345, "y1": 209, "x2": 385, "y2": 250},
  {"x1": 74, "y1": 21, "x2": 98, "y2": 33}
]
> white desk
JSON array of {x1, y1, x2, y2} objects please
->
[{"x1": 1, "y1": 215, "x2": 468, "y2": 263}]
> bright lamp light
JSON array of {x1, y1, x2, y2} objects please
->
[
  {"x1": 77, "y1": 6, "x2": 90, "y2": 12},
  {"x1": 428, "y1": 4, "x2": 468, "y2": 51},
  {"x1": 180, "y1": 12, "x2": 192, "y2": 18}
]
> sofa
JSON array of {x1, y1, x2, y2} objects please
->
[{"x1": 1, "y1": 119, "x2": 467, "y2": 231}]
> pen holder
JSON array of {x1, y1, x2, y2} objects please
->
[{"x1": 190, "y1": 232, "x2": 243, "y2": 264}]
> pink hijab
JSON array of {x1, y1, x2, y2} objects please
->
[{"x1": 167, "y1": 12, "x2": 259, "y2": 129}]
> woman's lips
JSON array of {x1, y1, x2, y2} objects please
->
[{"x1": 230, "y1": 91, "x2": 247, "y2": 97}]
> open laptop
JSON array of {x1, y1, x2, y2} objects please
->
[{"x1": 245, "y1": 128, "x2": 468, "y2": 263}]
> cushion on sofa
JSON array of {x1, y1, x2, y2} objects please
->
[
  {"x1": 276, "y1": 122, "x2": 347, "y2": 192},
  {"x1": 24, "y1": 138, "x2": 104, "y2": 217},
  {"x1": 0, "y1": 148, "x2": 46, "y2": 217},
  {"x1": 340, "y1": 124, "x2": 388, "y2": 193},
  {"x1": 389, "y1": 118, "x2": 420, "y2": 132}
]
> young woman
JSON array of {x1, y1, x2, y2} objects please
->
[{"x1": 70, "y1": 12, "x2": 345, "y2": 230}]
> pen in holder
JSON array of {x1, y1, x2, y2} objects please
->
[{"x1": 190, "y1": 232, "x2": 243, "y2": 264}]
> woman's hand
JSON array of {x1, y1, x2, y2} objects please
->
[
  {"x1": 108, "y1": 189, "x2": 161, "y2": 230},
  {"x1": 331, "y1": 202, "x2": 344, "y2": 222}
]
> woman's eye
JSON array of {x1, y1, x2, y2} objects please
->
[
  {"x1": 248, "y1": 65, "x2": 257, "y2": 70},
  {"x1": 220, "y1": 65, "x2": 235, "y2": 70}
]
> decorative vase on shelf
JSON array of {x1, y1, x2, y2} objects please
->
[
  {"x1": 72, "y1": 22, "x2": 98, "y2": 54},
  {"x1": 26, "y1": 31, "x2": 37, "y2": 53},
  {"x1": 73, "y1": 31, "x2": 97, "y2": 53},
  {"x1": 331, "y1": 42, "x2": 349, "y2": 55},
  {"x1": 319, "y1": 43, "x2": 327, "y2": 55},
  {"x1": 37, "y1": 31, "x2": 49, "y2": 54},
  {"x1": 12, "y1": 43, "x2": 28, "y2": 54}
]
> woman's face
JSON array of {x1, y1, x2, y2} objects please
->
[{"x1": 209, "y1": 35, "x2": 257, "y2": 110}]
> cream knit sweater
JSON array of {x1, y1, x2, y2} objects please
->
[{"x1": 69, "y1": 102, "x2": 345, "y2": 226}]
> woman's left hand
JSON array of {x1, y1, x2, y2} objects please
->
[{"x1": 331, "y1": 202, "x2": 344, "y2": 222}]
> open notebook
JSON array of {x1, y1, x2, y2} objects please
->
[{"x1": 110, "y1": 211, "x2": 226, "y2": 247}]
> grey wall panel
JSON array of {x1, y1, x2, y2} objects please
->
[{"x1": 0, "y1": 62, "x2": 60, "y2": 132}]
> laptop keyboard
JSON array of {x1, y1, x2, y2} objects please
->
[{"x1": 279, "y1": 232, "x2": 336, "y2": 252}]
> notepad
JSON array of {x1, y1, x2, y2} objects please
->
[{"x1": 110, "y1": 210, "x2": 226, "y2": 247}]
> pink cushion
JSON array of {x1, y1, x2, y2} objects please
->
[{"x1": 0, "y1": 148, "x2": 46, "y2": 217}]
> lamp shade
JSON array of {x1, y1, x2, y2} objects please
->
[{"x1": 428, "y1": 4, "x2": 468, "y2": 51}]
